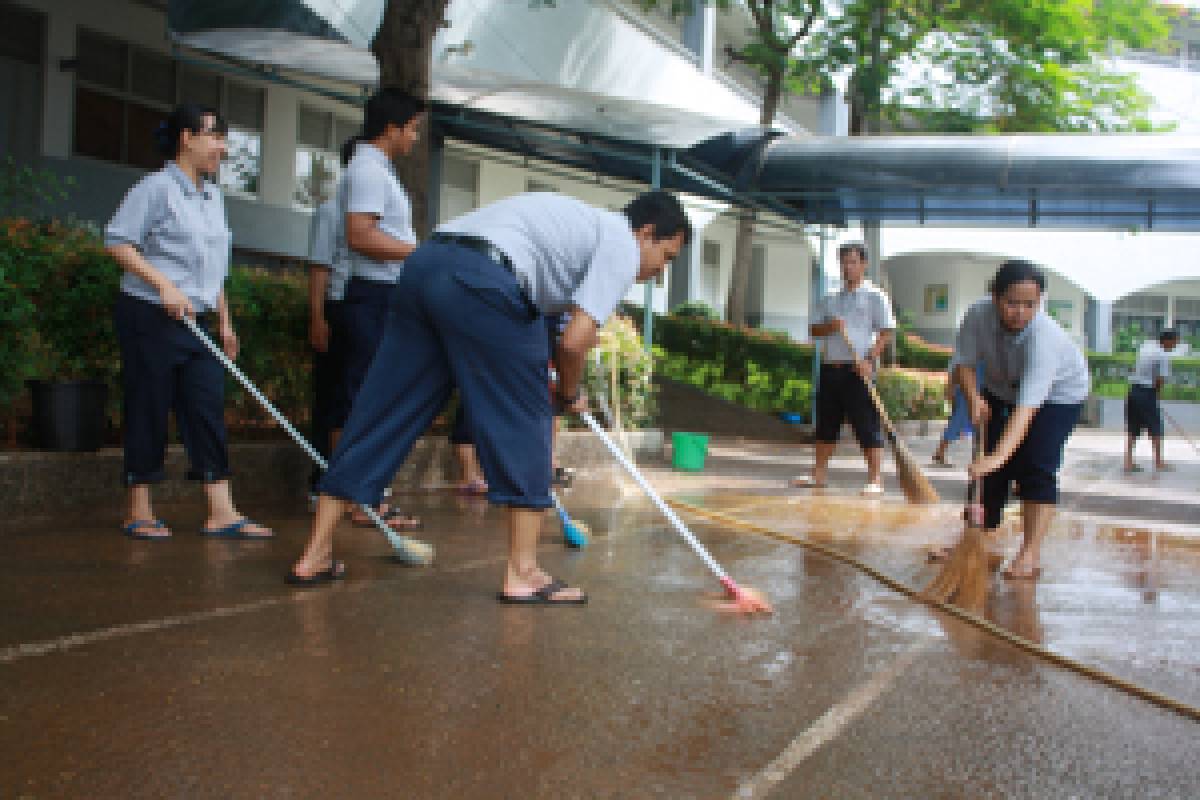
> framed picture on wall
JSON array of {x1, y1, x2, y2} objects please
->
[{"x1": 924, "y1": 284, "x2": 949, "y2": 314}]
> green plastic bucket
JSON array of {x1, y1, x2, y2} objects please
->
[{"x1": 671, "y1": 432, "x2": 709, "y2": 471}]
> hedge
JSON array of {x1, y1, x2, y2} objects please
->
[{"x1": 0, "y1": 217, "x2": 314, "y2": 441}]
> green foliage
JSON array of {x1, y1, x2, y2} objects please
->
[
  {"x1": 0, "y1": 216, "x2": 318, "y2": 439},
  {"x1": 1113, "y1": 322, "x2": 1149, "y2": 354},
  {"x1": 0, "y1": 157, "x2": 74, "y2": 220},
  {"x1": 0, "y1": 220, "x2": 43, "y2": 410},
  {"x1": 224, "y1": 268, "x2": 311, "y2": 426},
  {"x1": 585, "y1": 315, "x2": 658, "y2": 429},
  {"x1": 1087, "y1": 348, "x2": 1200, "y2": 401},
  {"x1": 669, "y1": 300, "x2": 720, "y2": 320},
  {"x1": 875, "y1": 369, "x2": 948, "y2": 421}
]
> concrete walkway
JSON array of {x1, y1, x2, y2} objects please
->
[{"x1": 1, "y1": 429, "x2": 1197, "y2": 798}]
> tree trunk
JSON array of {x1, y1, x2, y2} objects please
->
[
  {"x1": 371, "y1": 0, "x2": 449, "y2": 238},
  {"x1": 724, "y1": 69, "x2": 780, "y2": 327}
]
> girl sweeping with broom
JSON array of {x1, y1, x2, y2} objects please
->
[{"x1": 932, "y1": 260, "x2": 1089, "y2": 582}]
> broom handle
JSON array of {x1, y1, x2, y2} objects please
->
[
  {"x1": 580, "y1": 410, "x2": 731, "y2": 584},
  {"x1": 180, "y1": 316, "x2": 425, "y2": 558},
  {"x1": 966, "y1": 419, "x2": 985, "y2": 526},
  {"x1": 836, "y1": 329, "x2": 899, "y2": 438},
  {"x1": 1162, "y1": 408, "x2": 1200, "y2": 455}
]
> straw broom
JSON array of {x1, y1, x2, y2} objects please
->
[
  {"x1": 838, "y1": 331, "x2": 940, "y2": 504},
  {"x1": 921, "y1": 425, "x2": 992, "y2": 611}
]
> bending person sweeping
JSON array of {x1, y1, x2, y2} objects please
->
[
  {"x1": 289, "y1": 191, "x2": 690, "y2": 601},
  {"x1": 936, "y1": 260, "x2": 1090, "y2": 580}
]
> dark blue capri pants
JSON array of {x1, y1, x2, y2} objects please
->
[
  {"x1": 815, "y1": 363, "x2": 884, "y2": 448},
  {"x1": 1125, "y1": 384, "x2": 1162, "y2": 439},
  {"x1": 981, "y1": 392, "x2": 1081, "y2": 529},
  {"x1": 113, "y1": 293, "x2": 231, "y2": 486},
  {"x1": 318, "y1": 241, "x2": 553, "y2": 509}
]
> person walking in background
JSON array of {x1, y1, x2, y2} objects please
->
[
  {"x1": 336, "y1": 88, "x2": 427, "y2": 530},
  {"x1": 932, "y1": 362, "x2": 986, "y2": 467},
  {"x1": 791, "y1": 242, "x2": 895, "y2": 495},
  {"x1": 305, "y1": 135, "x2": 359, "y2": 501},
  {"x1": 105, "y1": 104, "x2": 272, "y2": 541},
  {"x1": 1125, "y1": 329, "x2": 1181, "y2": 474}
]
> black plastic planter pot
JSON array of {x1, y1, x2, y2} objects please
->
[{"x1": 28, "y1": 380, "x2": 109, "y2": 452}]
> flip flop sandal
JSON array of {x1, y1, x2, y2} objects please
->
[
  {"x1": 285, "y1": 560, "x2": 347, "y2": 586},
  {"x1": 1001, "y1": 567, "x2": 1043, "y2": 581},
  {"x1": 789, "y1": 475, "x2": 826, "y2": 489},
  {"x1": 201, "y1": 518, "x2": 273, "y2": 539},
  {"x1": 122, "y1": 519, "x2": 170, "y2": 540},
  {"x1": 496, "y1": 578, "x2": 588, "y2": 605}
]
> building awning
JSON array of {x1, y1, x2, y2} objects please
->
[{"x1": 168, "y1": 0, "x2": 1200, "y2": 231}]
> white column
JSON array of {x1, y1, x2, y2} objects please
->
[
  {"x1": 258, "y1": 84, "x2": 299, "y2": 208},
  {"x1": 42, "y1": 7, "x2": 77, "y2": 159}
]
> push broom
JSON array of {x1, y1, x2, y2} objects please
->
[
  {"x1": 838, "y1": 330, "x2": 940, "y2": 504},
  {"x1": 182, "y1": 316, "x2": 434, "y2": 566},
  {"x1": 921, "y1": 423, "x2": 992, "y2": 611},
  {"x1": 579, "y1": 410, "x2": 771, "y2": 614}
]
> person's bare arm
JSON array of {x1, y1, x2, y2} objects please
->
[
  {"x1": 344, "y1": 212, "x2": 417, "y2": 262},
  {"x1": 215, "y1": 291, "x2": 237, "y2": 359},
  {"x1": 106, "y1": 243, "x2": 192, "y2": 319},
  {"x1": 553, "y1": 309, "x2": 598, "y2": 413},
  {"x1": 969, "y1": 405, "x2": 1035, "y2": 479},
  {"x1": 308, "y1": 265, "x2": 331, "y2": 352}
]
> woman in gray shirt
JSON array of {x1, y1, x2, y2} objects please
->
[
  {"x1": 949, "y1": 259, "x2": 1089, "y2": 580},
  {"x1": 105, "y1": 105, "x2": 271, "y2": 541}
]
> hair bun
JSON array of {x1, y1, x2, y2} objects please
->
[{"x1": 153, "y1": 121, "x2": 172, "y2": 154}]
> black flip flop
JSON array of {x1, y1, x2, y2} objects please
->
[
  {"x1": 497, "y1": 578, "x2": 587, "y2": 605},
  {"x1": 285, "y1": 560, "x2": 346, "y2": 586}
]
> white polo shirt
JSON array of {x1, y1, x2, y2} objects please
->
[
  {"x1": 341, "y1": 142, "x2": 415, "y2": 283},
  {"x1": 816, "y1": 279, "x2": 896, "y2": 362},
  {"x1": 437, "y1": 193, "x2": 639, "y2": 325},
  {"x1": 1130, "y1": 340, "x2": 1172, "y2": 389},
  {"x1": 953, "y1": 298, "x2": 1090, "y2": 407}
]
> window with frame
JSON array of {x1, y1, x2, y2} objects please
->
[
  {"x1": 73, "y1": 30, "x2": 265, "y2": 195},
  {"x1": 439, "y1": 154, "x2": 478, "y2": 224},
  {"x1": 1113, "y1": 293, "x2": 1168, "y2": 338},
  {"x1": 294, "y1": 104, "x2": 358, "y2": 208}
]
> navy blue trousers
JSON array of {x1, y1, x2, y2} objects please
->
[
  {"x1": 113, "y1": 293, "x2": 231, "y2": 486},
  {"x1": 982, "y1": 392, "x2": 1081, "y2": 528},
  {"x1": 318, "y1": 242, "x2": 553, "y2": 509},
  {"x1": 342, "y1": 277, "x2": 395, "y2": 403}
]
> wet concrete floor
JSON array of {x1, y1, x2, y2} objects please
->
[{"x1": 2, "y1": 431, "x2": 1199, "y2": 798}]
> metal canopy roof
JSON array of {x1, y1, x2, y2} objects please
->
[{"x1": 167, "y1": 0, "x2": 1200, "y2": 231}]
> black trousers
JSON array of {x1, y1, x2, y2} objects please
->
[
  {"x1": 342, "y1": 277, "x2": 395, "y2": 404},
  {"x1": 309, "y1": 300, "x2": 346, "y2": 490},
  {"x1": 114, "y1": 293, "x2": 231, "y2": 486}
]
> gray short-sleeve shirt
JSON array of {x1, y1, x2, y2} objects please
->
[
  {"x1": 1130, "y1": 341, "x2": 1172, "y2": 388},
  {"x1": 817, "y1": 280, "x2": 896, "y2": 362},
  {"x1": 342, "y1": 142, "x2": 414, "y2": 283},
  {"x1": 308, "y1": 197, "x2": 349, "y2": 301},
  {"x1": 953, "y1": 298, "x2": 1090, "y2": 406},
  {"x1": 104, "y1": 162, "x2": 231, "y2": 312},
  {"x1": 437, "y1": 193, "x2": 639, "y2": 324}
]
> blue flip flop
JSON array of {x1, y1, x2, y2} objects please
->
[
  {"x1": 201, "y1": 518, "x2": 273, "y2": 539},
  {"x1": 122, "y1": 519, "x2": 169, "y2": 540}
]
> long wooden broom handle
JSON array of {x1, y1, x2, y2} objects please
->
[{"x1": 835, "y1": 328, "x2": 900, "y2": 438}]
